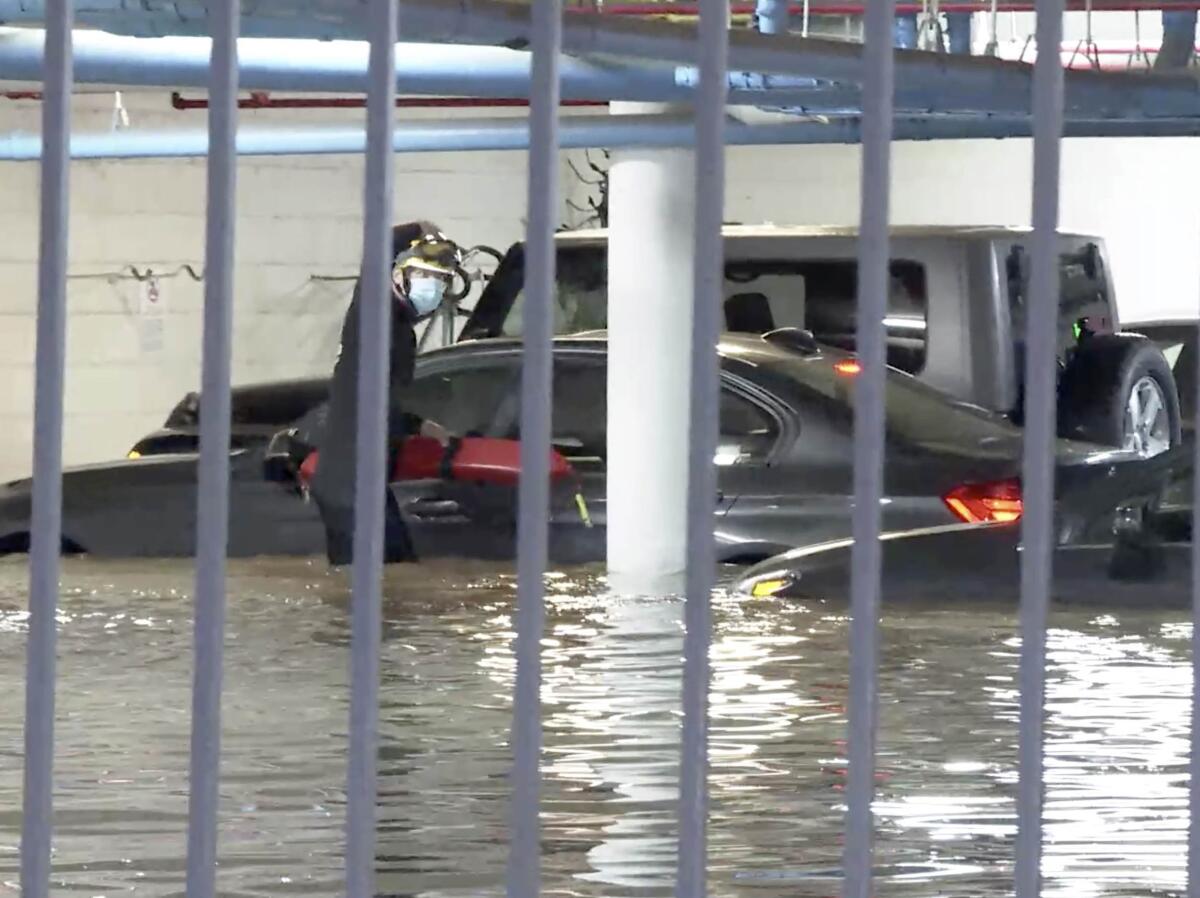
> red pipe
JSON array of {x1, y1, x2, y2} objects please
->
[{"x1": 168, "y1": 91, "x2": 606, "y2": 110}]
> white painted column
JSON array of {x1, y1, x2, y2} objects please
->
[{"x1": 605, "y1": 101, "x2": 697, "y2": 588}]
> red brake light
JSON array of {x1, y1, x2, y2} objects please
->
[
  {"x1": 943, "y1": 478, "x2": 1023, "y2": 524},
  {"x1": 834, "y1": 359, "x2": 862, "y2": 376}
]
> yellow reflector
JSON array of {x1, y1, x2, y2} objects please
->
[
  {"x1": 127, "y1": 450, "x2": 142, "y2": 459},
  {"x1": 751, "y1": 578, "x2": 790, "y2": 598}
]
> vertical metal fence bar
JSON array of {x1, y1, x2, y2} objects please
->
[
  {"x1": 1191, "y1": 314, "x2": 1200, "y2": 897},
  {"x1": 184, "y1": 0, "x2": 239, "y2": 894},
  {"x1": 1191, "y1": 313, "x2": 1200, "y2": 897},
  {"x1": 1015, "y1": 0, "x2": 1064, "y2": 895},
  {"x1": 20, "y1": 1, "x2": 72, "y2": 896},
  {"x1": 677, "y1": 1, "x2": 728, "y2": 896},
  {"x1": 507, "y1": 0, "x2": 560, "y2": 893},
  {"x1": 345, "y1": 1, "x2": 395, "y2": 896},
  {"x1": 842, "y1": 0, "x2": 894, "y2": 895}
]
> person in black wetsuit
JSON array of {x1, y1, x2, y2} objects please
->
[{"x1": 309, "y1": 222, "x2": 461, "y2": 566}]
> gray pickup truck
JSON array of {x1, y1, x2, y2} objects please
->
[{"x1": 460, "y1": 224, "x2": 1185, "y2": 458}]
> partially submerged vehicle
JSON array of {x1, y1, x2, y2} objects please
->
[
  {"x1": 0, "y1": 223, "x2": 1177, "y2": 563},
  {"x1": 0, "y1": 334, "x2": 1125, "y2": 562},
  {"x1": 734, "y1": 442, "x2": 1195, "y2": 606},
  {"x1": 463, "y1": 224, "x2": 1185, "y2": 457},
  {"x1": 127, "y1": 223, "x2": 1187, "y2": 464}
]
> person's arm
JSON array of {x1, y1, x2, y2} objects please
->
[
  {"x1": 386, "y1": 321, "x2": 451, "y2": 445},
  {"x1": 387, "y1": 408, "x2": 449, "y2": 444}
]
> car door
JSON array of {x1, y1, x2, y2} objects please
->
[
  {"x1": 396, "y1": 349, "x2": 609, "y2": 564},
  {"x1": 704, "y1": 376, "x2": 818, "y2": 560},
  {"x1": 397, "y1": 348, "x2": 758, "y2": 565},
  {"x1": 390, "y1": 352, "x2": 526, "y2": 560},
  {"x1": 487, "y1": 351, "x2": 611, "y2": 565},
  {"x1": 534, "y1": 353, "x2": 766, "y2": 563}
]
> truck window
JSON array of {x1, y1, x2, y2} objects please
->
[
  {"x1": 500, "y1": 245, "x2": 930, "y2": 375},
  {"x1": 1006, "y1": 242, "x2": 1112, "y2": 355}
]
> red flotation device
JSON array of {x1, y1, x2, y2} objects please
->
[{"x1": 297, "y1": 436, "x2": 573, "y2": 490}]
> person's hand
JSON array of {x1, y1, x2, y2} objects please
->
[{"x1": 420, "y1": 419, "x2": 451, "y2": 446}]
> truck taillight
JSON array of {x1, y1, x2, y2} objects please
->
[{"x1": 943, "y1": 478, "x2": 1023, "y2": 524}]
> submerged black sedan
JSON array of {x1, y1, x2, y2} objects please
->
[
  {"x1": 0, "y1": 331, "x2": 1125, "y2": 563},
  {"x1": 735, "y1": 441, "x2": 1193, "y2": 605}
]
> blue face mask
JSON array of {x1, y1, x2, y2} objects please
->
[{"x1": 407, "y1": 276, "x2": 446, "y2": 317}]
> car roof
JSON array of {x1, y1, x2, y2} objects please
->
[
  {"x1": 552, "y1": 224, "x2": 1094, "y2": 243},
  {"x1": 420, "y1": 330, "x2": 846, "y2": 370}
]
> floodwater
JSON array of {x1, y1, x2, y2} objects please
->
[{"x1": 0, "y1": 553, "x2": 1192, "y2": 898}]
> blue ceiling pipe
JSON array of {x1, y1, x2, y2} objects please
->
[
  {"x1": 11, "y1": 0, "x2": 1200, "y2": 120},
  {"x1": 0, "y1": 1, "x2": 362, "y2": 40},
  {"x1": 396, "y1": 0, "x2": 1200, "y2": 120},
  {"x1": 8, "y1": 0, "x2": 1200, "y2": 122},
  {"x1": 0, "y1": 28, "x2": 827, "y2": 104},
  {"x1": 0, "y1": 29, "x2": 673, "y2": 101},
  {"x1": 7, "y1": 112, "x2": 1200, "y2": 161},
  {"x1": 1155, "y1": 9, "x2": 1197, "y2": 69},
  {"x1": 10, "y1": 25, "x2": 1200, "y2": 122}
]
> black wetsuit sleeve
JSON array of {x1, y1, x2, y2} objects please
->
[{"x1": 387, "y1": 307, "x2": 423, "y2": 439}]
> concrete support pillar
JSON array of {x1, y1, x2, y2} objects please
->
[
  {"x1": 755, "y1": 0, "x2": 790, "y2": 35},
  {"x1": 606, "y1": 101, "x2": 696, "y2": 588}
]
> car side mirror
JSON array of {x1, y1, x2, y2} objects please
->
[{"x1": 262, "y1": 428, "x2": 312, "y2": 484}]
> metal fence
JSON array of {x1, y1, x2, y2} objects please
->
[{"x1": 16, "y1": 1, "x2": 1198, "y2": 898}]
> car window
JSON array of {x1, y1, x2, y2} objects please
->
[
  {"x1": 551, "y1": 359, "x2": 608, "y2": 464},
  {"x1": 500, "y1": 355, "x2": 781, "y2": 467},
  {"x1": 499, "y1": 245, "x2": 929, "y2": 375},
  {"x1": 718, "y1": 389, "x2": 780, "y2": 465},
  {"x1": 402, "y1": 359, "x2": 519, "y2": 437},
  {"x1": 770, "y1": 353, "x2": 1022, "y2": 459}
]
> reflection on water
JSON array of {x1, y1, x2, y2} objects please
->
[{"x1": 0, "y1": 553, "x2": 1192, "y2": 897}]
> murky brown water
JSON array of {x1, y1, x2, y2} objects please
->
[{"x1": 0, "y1": 553, "x2": 1192, "y2": 897}]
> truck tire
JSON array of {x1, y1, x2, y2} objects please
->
[{"x1": 1058, "y1": 333, "x2": 1181, "y2": 457}]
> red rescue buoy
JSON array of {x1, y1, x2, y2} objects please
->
[{"x1": 297, "y1": 436, "x2": 574, "y2": 490}]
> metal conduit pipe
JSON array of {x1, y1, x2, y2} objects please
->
[
  {"x1": 11, "y1": 4, "x2": 1194, "y2": 117},
  {"x1": 0, "y1": 28, "x2": 671, "y2": 100},
  {"x1": 0, "y1": 28, "x2": 822, "y2": 103},
  {"x1": 393, "y1": 0, "x2": 1200, "y2": 119},
  {"x1": 8, "y1": 24, "x2": 1200, "y2": 118},
  {"x1": 8, "y1": 112, "x2": 1200, "y2": 161},
  {"x1": 8, "y1": 0, "x2": 1200, "y2": 34}
]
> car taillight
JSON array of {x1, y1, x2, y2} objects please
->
[{"x1": 943, "y1": 478, "x2": 1023, "y2": 524}]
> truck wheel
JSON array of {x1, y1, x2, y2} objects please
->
[{"x1": 1058, "y1": 334, "x2": 1181, "y2": 457}]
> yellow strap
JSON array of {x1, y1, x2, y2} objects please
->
[{"x1": 574, "y1": 491, "x2": 593, "y2": 528}]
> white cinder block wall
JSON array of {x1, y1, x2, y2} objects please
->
[
  {"x1": 2, "y1": 90, "x2": 1198, "y2": 480},
  {"x1": 0, "y1": 93, "x2": 560, "y2": 480}
]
